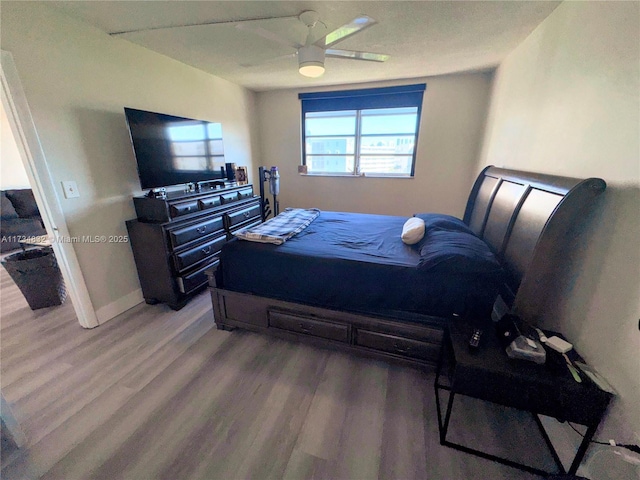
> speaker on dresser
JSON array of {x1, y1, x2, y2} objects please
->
[{"x1": 225, "y1": 163, "x2": 237, "y2": 182}]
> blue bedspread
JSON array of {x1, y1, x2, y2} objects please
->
[{"x1": 219, "y1": 211, "x2": 501, "y2": 320}]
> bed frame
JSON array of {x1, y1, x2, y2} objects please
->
[{"x1": 206, "y1": 166, "x2": 605, "y2": 368}]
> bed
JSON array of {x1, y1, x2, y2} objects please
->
[{"x1": 206, "y1": 166, "x2": 606, "y2": 367}]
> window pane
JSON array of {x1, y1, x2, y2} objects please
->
[
  {"x1": 360, "y1": 108, "x2": 418, "y2": 135},
  {"x1": 208, "y1": 139, "x2": 224, "y2": 155},
  {"x1": 306, "y1": 137, "x2": 355, "y2": 155},
  {"x1": 173, "y1": 156, "x2": 209, "y2": 171},
  {"x1": 305, "y1": 111, "x2": 356, "y2": 136},
  {"x1": 210, "y1": 156, "x2": 226, "y2": 171},
  {"x1": 307, "y1": 155, "x2": 355, "y2": 173},
  {"x1": 170, "y1": 141, "x2": 206, "y2": 156},
  {"x1": 362, "y1": 107, "x2": 418, "y2": 116},
  {"x1": 359, "y1": 155, "x2": 413, "y2": 175},
  {"x1": 360, "y1": 135, "x2": 415, "y2": 155},
  {"x1": 166, "y1": 123, "x2": 206, "y2": 141},
  {"x1": 206, "y1": 123, "x2": 222, "y2": 139}
]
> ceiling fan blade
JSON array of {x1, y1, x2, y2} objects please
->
[
  {"x1": 110, "y1": 14, "x2": 298, "y2": 36},
  {"x1": 317, "y1": 15, "x2": 377, "y2": 48},
  {"x1": 240, "y1": 53, "x2": 297, "y2": 68},
  {"x1": 325, "y1": 49, "x2": 390, "y2": 62},
  {"x1": 236, "y1": 23, "x2": 302, "y2": 50}
]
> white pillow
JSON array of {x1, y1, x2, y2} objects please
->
[{"x1": 401, "y1": 217, "x2": 425, "y2": 245}]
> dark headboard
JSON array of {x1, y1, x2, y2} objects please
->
[{"x1": 463, "y1": 166, "x2": 606, "y2": 320}]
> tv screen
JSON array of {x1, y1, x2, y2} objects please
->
[{"x1": 124, "y1": 107, "x2": 226, "y2": 190}]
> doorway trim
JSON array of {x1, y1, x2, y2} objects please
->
[{"x1": 1, "y1": 50, "x2": 98, "y2": 329}]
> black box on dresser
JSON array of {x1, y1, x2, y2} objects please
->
[{"x1": 126, "y1": 184, "x2": 261, "y2": 310}]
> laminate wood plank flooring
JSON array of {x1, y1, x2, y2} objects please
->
[{"x1": 2, "y1": 268, "x2": 564, "y2": 479}]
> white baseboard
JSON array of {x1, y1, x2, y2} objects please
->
[{"x1": 95, "y1": 288, "x2": 144, "y2": 324}]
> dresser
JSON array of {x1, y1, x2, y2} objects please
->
[{"x1": 126, "y1": 184, "x2": 261, "y2": 310}]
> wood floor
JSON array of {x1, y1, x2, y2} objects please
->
[{"x1": 1, "y1": 268, "x2": 560, "y2": 479}]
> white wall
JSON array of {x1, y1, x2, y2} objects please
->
[
  {"x1": 256, "y1": 73, "x2": 492, "y2": 217},
  {"x1": 1, "y1": 2, "x2": 259, "y2": 321},
  {"x1": 0, "y1": 101, "x2": 30, "y2": 189},
  {"x1": 480, "y1": 1, "x2": 640, "y2": 440}
]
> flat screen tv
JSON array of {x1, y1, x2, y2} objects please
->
[{"x1": 124, "y1": 107, "x2": 226, "y2": 190}]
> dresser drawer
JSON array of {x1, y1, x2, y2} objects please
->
[
  {"x1": 168, "y1": 216, "x2": 224, "y2": 249},
  {"x1": 225, "y1": 203, "x2": 262, "y2": 229},
  {"x1": 230, "y1": 218, "x2": 261, "y2": 234},
  {"x1": 174, "y1": 234, "x2": 226, "y2": 272},
  {"x1": 355, "y1": 329, "x2": 440, "y2": 362},
  {"x1": 268, "y1": 310, "x2": 349, "y2": 343},
  {"x1": 177, "y1": 259, "x2": 219, "y2": 294},
  {"x1": 169, "y1": 200, "x2": 200, "y2": 218},
  {"x1": 237, "y1": 188, "x2": 253, "y2": 200},
  {"x1": 198, "y1": 195, "x2": 222, "y2": 210},
  {"x1": 220, "y1": 192, "x2": 239, "y2": 204}
]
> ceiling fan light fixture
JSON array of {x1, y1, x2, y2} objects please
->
[
  {"x1": 298, "y1": 45, "x2": 325, "y2": 77},
  {"x1": 299, "y1": 62, "x2": 325, "y2": 78}
]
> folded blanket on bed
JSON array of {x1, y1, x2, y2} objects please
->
[{"x1": 234, "y1": 208, "x2": 321, "y2": 245}]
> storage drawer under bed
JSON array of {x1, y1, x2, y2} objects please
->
[
  {"x1": 268, "y1": 310, "x2": 350, "y2": 343},
  {"x1": 210, "y1": 288, "x2": 445, "y2": 367},
  {"x1": 355, "y1": 329, "x2": 440, "y2": 362}
]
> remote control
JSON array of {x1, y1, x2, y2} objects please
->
[{"x1": 469, "y1": 328, "x2": 482, "y2": 350}]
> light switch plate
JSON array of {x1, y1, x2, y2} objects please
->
[{"x1": 62, "y1": 181, "x2": 80, "y2": 199}]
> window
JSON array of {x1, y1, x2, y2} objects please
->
[
  {"x1": 299, "y1": 84, "x2": 426, "y2": 176},
  {"x1": 166, "y1": 121, "x2": 224, "y2": 172}
]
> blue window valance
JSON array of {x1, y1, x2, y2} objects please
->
[{"x1": 299, "y1": 83, "x2": 427, "y2": 113}]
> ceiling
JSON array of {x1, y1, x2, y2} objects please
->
[{"x1": 47, "y1": 1, "x2": 561, "y2": 92}]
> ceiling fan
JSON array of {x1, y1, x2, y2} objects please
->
[
  {"x1": 110, "y1": 10, "x2": 389, "y2": 78},
  {"x1": 236, "y1": 11, "x2": 390, "y2": 77}
]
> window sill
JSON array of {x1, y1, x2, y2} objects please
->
[{"x1": 299, "y1": 173, "x2": 414, "y2": 179}]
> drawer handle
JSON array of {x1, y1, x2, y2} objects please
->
[
  {"x1": 393, "y1": 342, "x2": 411, "y2": 353},
  {"x1": 196, "y1": 226, "x2": 207, "y2": 234},
  {"x1": 243, "y1": 211, "x2": 250, "y2": 218},
  {"x1": 201, "y1": 246, "x2": 212, "y2": 255},
  {"x1": 299, "y1": 322, "x2": 312, "y2": 332}
]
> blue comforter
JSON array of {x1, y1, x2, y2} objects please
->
[{"x1": 219, "y1": 211, "x2": 502, "y2": 320}]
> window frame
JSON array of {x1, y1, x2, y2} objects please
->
[{"x1": 299, "y1": 84, "x2": 426, "y2": 177}]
